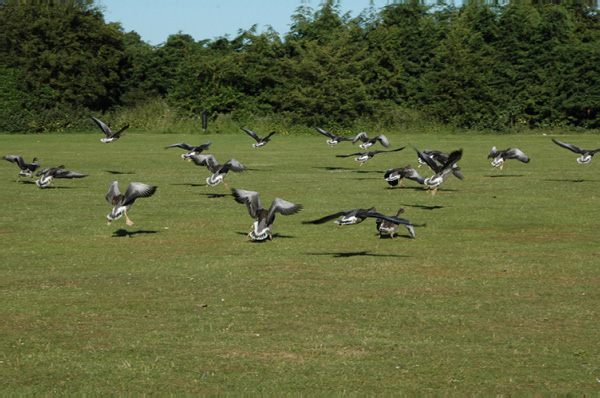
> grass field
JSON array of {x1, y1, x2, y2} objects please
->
[{"x1": 1, "y1": 131, "x2": 598, "y2": 393}]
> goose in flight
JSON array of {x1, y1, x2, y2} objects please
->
[
  {"x1": 35, "y1": 166, "x2": 88, "y2": 188},
  {"x1": 336, "y1": 147, "x2": 405, "y2": 167},
  {"x1": 383, "y1": 166, "x2": 425, "y2": 188},
  {"x1": 551, "y1": 139, "x2": 600, "y2": 164},
  {"x1": 314, "y1": 127, "x2": 353, "y2": 146},
  {"x1": 417, "y1": 149, "x2": 464, "y2": 180},
  {"x1": 415, "y1": 148, "x2": 463, "y2": 195},
  {"x1": 90, "y1": 116, "x2": 129, "y2": 143},
  {"x1": 375, "y1": 208, "x2": 415, "y2": 239},
  {"x1": 232, "y1": 188, "x2": 302, "y2": 241},
  {"x1": 352, "y1": 132, "x2": 390, "y2": 149},
  {"x1": 105, "y1": 181, "x2": 157, "y2": 226},
  {"x1": 3, "y1": 155, "x2": 40, "y2": 182},
  {"x1": 303, "y1": 207, "x2": 413, "y2": 229},
  {"x1": 190, "y1": 154, "x2": 245, "y2": 189},
  {"x1": 165, "y1": 142, "x2": 212, "y2": 161},
  {"x1": 488, "y1": 146, "x2": 530, "y2": 169},
  {"x1": 241, "y1": 128, "x2": 276, "y2": 148}
]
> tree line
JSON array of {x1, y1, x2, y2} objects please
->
[{"x1": 1, "y1": 0, "x2": 599, "y2": 133}]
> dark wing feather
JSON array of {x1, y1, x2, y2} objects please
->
[
  {"x1": 190, "y1": 154, "x2": 220, "y2": 173},
  {"x1": 122, "y1": 182, "x2": 157, "y2": 206},
  {"x1": 220, "y1": 159, "x2": 245, "y2": 173},
  {"x1": 440, "y1": 149, "x2": 463, "y2": 171},
  {"x1": 415, "y1": 147, "x2": 440, "y2": 172},
  {"x1": 352, "y1": 132, "x2": 368, "y2": 144},
  {"x1": 165, "y1": 143, "x2": 195, "y2": 150},
  {"x1": 241, "y1": 128, "x2": 261, "y2": 142},
  {"x1": 404, "y1": 168, "x2": 425, "y2": 184},
  {"x1": 90, "y1": 116, "x2": 113, "y2": 137},
  {"x1": 232, "y1": 189, "x2": 262, "y2": 219},
  {"x1": 54, "y1": 170, "x2": 88, "y2": 179},
  {"x1": 505, "y1": 148, "x2": 530, "y2": 163},
  {"x1": 364, "y1": 210, "x2": 413, "y2": 226},
  {"x1": 302, "y1": 210, "x2": 352, "y2": 224},
  {"x1": 268, "y1": 198, "x2": 302, "y2": 225},
  {"x1": 374, "y1": 134, "x2": 390, "y2": 147},
  {"x1": 336, "y1": 152, "x2": 364, "y2": 158},
  {"x1": 113, "y1": 124, "x2": 129, "y2": 137},
  {"x1": 3, "y1": 155, "x2": 26, "y2": 169},
  {"x1": 263, "y1": 131, "x2": 276, "y2": 140},
  {"x1": 552, "y1": 139, "x2": 585, "y2": 154},
  {"x1": 105, "y1": 181, "x2": 122, "y2": 205},
  {"x1": 373, "y1": 147, "x2": 405, "y2": 155}
]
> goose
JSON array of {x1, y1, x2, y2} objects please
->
[
  {"x1": 105, "y1": 181, "x2": 157, "y2": 226},
  {"x1": 415, "y1": 148, "x2": 463, "y2": 195},
  {"x1": 417, "y1": 149, "x2": 464, "y2": 180},
  {"x1": 384, "y1": 166, "x2": 425, "y2": 188},
  {"x1": 336, "y1": 147, "x2": 405, "y2": 166},
  {"x1": 314, "y1": 127, "x2": 353, "y2": 146},
  {"x1": 241, "y1": 128, "x2": 276, "y2": 148},
  {"x1": 35, "y1": 166, "x2": 88, "y2": 188},
  {"x1": 352, "y1": 132, "x2": 390, "y2": 149},
  {"x1": 488, "y1": 146, "x2": 530, "y2": 169},
  {"x1": 232, "y1": 188, "x2": 302, "y2": 241},
  {"x1": 551, "y1": 139, "x2": 600, "y2": 164},
  {"x1": 303, "y1": 207, "x2": 413, "y2": 229},
  {"x1": 375, "y1": 208, "x2": 415, "y2": 239},
  {"x1": 3, "y1": 155, "x2": 40, "y2": 182},
  {"x1": 165, "y1": 142, "x2": 212, "y2": 161},
  {"x1": 90, "y1": 116, "x2": 129, "y2": 143},
  {"x1": 190, "y1": 154, "x2": 245, "y2": 189}
]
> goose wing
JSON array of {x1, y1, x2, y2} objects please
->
[
  {"x1": 263, "y1": 131, "x2": 276, "y2": 141},
  {"x1": 374, "y1": 134, "x2": 390, "y2": 147},
  {"x1": 54, "y1": 170, "x2": 88, "y2": 179},
  {"x1": 552, "y1": 139, "x2": 584, "y2": 154},
  {"x1": 105, "y1": 181, "x2": 123, "y2": 205},
  {"x1": 220, "y1": 159, "x2": 245, "y2": 173},
  {"x1": 165, "y1": 143, "x2": 195, "y2": 150},
  {"x1": 364, "y1": 210, "x2": 413, "y2": 226},
  {"x1": 3, "y1": 155, "x2": 26, "y2": 169},
  {"x1": 440, "y1": 149, "x2": 463, "y2": 172},
  {"x1": 415, "y1": 147, "x2": 440, "y2": 172},
  {"x1": 352, "y1": 132, "x2": 369, "y2": 144},
  {"x1": 241, "y1": 128, "x2": 261, "y2": 142},
  {"x1": 302, "y1": 210, "x2": 355, "y2": 224},
  {"x1": 487, "y1": 146, "x2": 500, "y2": 159},
  {"x1": 197, "y1": 141, "x2": 212, "y2": 150},
  {"x1": 113, "y1": 124, "x2": 129, "y2": 138},
  {"x1": 122, "y1": 182, "x2": 157, "y2": 206},
  {"x1": 336, "y1": 152, "x2": 364, "y2": 158},
  {"x1": 268, "y1": 198, "x2": 302, "y2": 225},
  {"x1": 404, "y1": 168, "x2": 425, "y2": 184},
  {"x1": 232, "y1": 189, "x2": 262, "y2": 219},
  {"x1": 372, "y1": 147, "x2": 406, "y2": 156},
  {"x1": 190, "y1": 154, "x2": 220, "y2": 173},
  {"x1": 90, "y1": 116, "x2": 113, "y2": 137},
  {"x1": 505, "y1": 148, "x2": 530, "y2": 163},
  {"x1": 314, "y1": 126, "x2": 334, "y2": 138}
]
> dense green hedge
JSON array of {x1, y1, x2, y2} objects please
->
[{"x1": 1, "y1": 1, "x2": 599, "y2": 133}]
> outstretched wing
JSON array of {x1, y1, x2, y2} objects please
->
[
  {"x1": 221, "y1": 159, "x2": 245, "y2": 173},
  {"x1": 122, "y1": 182, "x2": 157, "y2": 206},
  {"x1": 552, "y1": 139, "x2": 584, "y2": 154},
  {"x1": 414, "y1": 147, "x2": 440, "y2": 172},
  {"x1": 190, "y1": 154, "x2": 220, "y2": 173},
  {"x1": 374, "y1": 134, "x2": 390, "y2": 147},
  {"x1": 404, "y1": 168, "x2": 425, "y2": 184},
  {"x1": 241, "y1": 128, "x2": 261, "y2": 142},
  {"x1": 488, "y1": 146, "x2": 500, "y2": 159},
  {"x1": 365, "y1": 210, "x2": 413, "y2": 226},
  {"x1": 440, "y1": 149, "x2": 463, "y2": 172},
  {"x1": 302, "y1": 210, "x2": 352, "y2": 224},
  {"x1": 352, "y1": 132, "x2": 368, "y2": 144},
  {"x1": 197, "y1": 141, "x2": 212, "y2": 150},
  {"x1": 263, "y1": 131, "x2": 276, "y2": 141},
  {"x1": 232, "y1": 188, "x2": 262, "y2": 219},
  {"x1": 113, "y1": 124, "x2": 129, "y2": 138},
  {"x1": 314, "y1": 127, "x2": 334, "y2": 138},
  {"x1": 373, "y1": 147, "x2": 405, "y2": 155},
  {"x1": 54, "y1": 170, "x2": 88, "y2": 179},
  {"x1": 336, "y1": 152, "x2": 363, "y2": 158},
  {"x1": 505, "y1": 148, "x2": 530, "y2": 163},
  {"x1": 105, "y1": 181, "x2": 122, "y2": 205},
  {"x1": 268, "y1": 198, "x2": 302, "y2": 225},
  {"x1": 3, "y1": 155, "x2": 26, "y2": 169},
  {"x1": 90, "y1": 116, "x2": 113, "y2": 137},
  {"x1": 165, "y1": 143, "x2": 195, "y2": 150}
]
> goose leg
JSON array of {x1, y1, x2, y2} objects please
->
[
  {"x1": 16, "y1": 175, "x2": 20, "y2": 182},
  {"x1": 500, "y1": 161, "x2": 504, "y2": 171},
  {"x1": 125, "y1": 211, "x2": 134, "y2": 226},
  {"x1": 390, "y1": 232, "x2": 395, "y2": 239},
  {"x1": 431, "y1": 187, "x2": 438, "y2": 196},
  {"x1": 223, "y1": 182, "x2": 230, "y2": 189}
]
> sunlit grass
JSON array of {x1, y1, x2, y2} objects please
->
[{"x1": 1, "y1": 131, "x2": 598, "y2": 393}]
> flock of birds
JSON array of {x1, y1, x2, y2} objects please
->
[{"x1": 3, "y1": 117, "x2": 599, "y2": 241}]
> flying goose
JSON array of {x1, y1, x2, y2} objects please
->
[
  {"x1": 488, "y1": 146, "x2": 530, "y2": 169},
  {"x1": 190, "y1": 154, "x2": 245, "y2": 189},
  {"x1": 3, "y1": 155, "x2": 40, "y2": 182},
  {"x1": 35, "y1": 166, "x2": 88, "y2": 188},
  {"x1": 91, "y1": 116, "x2": 129, "y2": 143},
  {"x1": 551, "y1": 139, "x2": 600, "y2": 164},
  {"x1": 384, "y1": 166, "x2": 425, "y2": 188},
  {"x1": 336, "y1": 147, "x2": 405, "y2": 166},
  {"x1": 232, "y1": 188, "x2": 302, "y2": 241},
  {"x1": 415, "y1": 148, "x2": 463, "y2": 195},
  {"x1": 241, "y1": 128, "x2": 276, "y2": 148},
  {"x1": 165, "y1": 142, "x2": 212, "y2": 161},
  {"x1": 352, "y1": 132, "x2": 390, "y2": 149},
  {"x1": 417, "y1": 149, "x2": 464, "y2": 180},
  {"x1": 106, "y1": 181, "x2": 157, "y2": 226},
  {"x1": 314, "y1": 127, "x2": 353, "y2": 146},
  {"x1": 375, "y1": 208, "x2": 415, "y2": 239},
  {"x1": 303, "y1": 207, "x2": 413, "y2": 229}
]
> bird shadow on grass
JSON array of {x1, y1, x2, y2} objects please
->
[
  {"x1": 198, "y1": 192, "x2": 231, "y2": 199},
  {"x1": 112, "y1": 229, "x2": 158, "y2": 238},
  {"x1": 400, "y1": 203, "x2": 445, "y2": 210},
  {"x1": 486, "y1": 174, "x2": 524, "y2": 178},
  {"x1": 354, "y1": 170, "x2": 384, "y2": 174},
  {"x1": 105, "y1": 170, "x2": 134, "y2": 175},
  {"x1": 234, "y1": 232, "x2": 295, "y2": 241},
  {"x1": 374, "y1": 234, "x2": 414, "y2": 240},
  {"x1": 19, "y1": 180, "x2": 36, "y2": 185},
  {"x1": 307, "y1": 251, "x2": 409, "y2": 258},
  {"x1": 312, "y1": 166, "x2": 356, "y2": 171},
  {"x1": 546, "y1": 178, "x2": 587, "y2": 183},
  {"x1": 171, "y1": 183, "x2": 206, "y2": 187},
  {"x1": 386, "y1": 186, "x2": 425, "y2": 191}
]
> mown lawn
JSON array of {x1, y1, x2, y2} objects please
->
[{"x1": 1, "y1": 131, "x2": 598, "y2": 393}]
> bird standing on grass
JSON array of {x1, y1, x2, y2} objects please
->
[
  {"x1": 232, "y1": 188, "x2": 302, "y2": 241},
  {"x1": 35, "y1": 166, "x2": 88, "y2": 188},
  {"x1": 105, "y1": 181, "x2": 157, "y2": 226},
  {"x1": 3, "y1": 155, "x2": 40, "y2": 182},
  {"x1": 90, "y1": 116, "x2": 129, "y2": 143},
  {"x1": 314, "y1": 127, "x2": 353, "y2": 146},
  {"x1": 190, "y1": 154, "x2": 245, "y2": 189},
  {"x1": 336, "y1": 147, "x2": 405, "y2": 167},
  {"x1": 165, "y1": 142, "x2": 212, "y2": 161},
  {"x1": 488, "y1": 146, "x2": 530, "y2": 170},
  {"x1": 241, "y1": 128, "x2": 276, "y2": 148},
  {"x1": 352, "y1": 132, "x2": 391, "y2": 149},
  {"x1": 551, "y1": 139, "x2": 600, "y2": 165}
]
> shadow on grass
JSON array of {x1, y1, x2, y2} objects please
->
[
  {"x1": 401, "y1": 203, "x2": 446, "y2": 210},
  {"x1": 546, "y1": 178, "x2": 586, "y2": 183},
  {"x1": 234, "y1": 232, "x2": 295, "y2": 241},
  {"x1": 307, "y1": 251, "x2": 409, "y2": 258},
  {"x1": 486, "y1": 174, "x2": 524, "y2": 178},
  {"x1": 312, "y1": 166, "x2": 356, "y2": 171},
  {"x1": 112, "y1": 229, "x2": 158, "y2": 238},
  {"x1": 171, "y1": 183, "x2": 207, "y2": 187},
  {"x1": 198, "y1": 192, "x2": 231, "y2": 198},
  {"x1": 19, "y1": 180, "x2": 36, "y2": 185},
  {"x1": 105, "y1": 170, "x2": 134, "y2": 175},
  {"x1": 386, "y1": 186, "x2": 425, "y2": 191}
]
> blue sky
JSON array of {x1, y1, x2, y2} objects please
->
[{"x1": 96, "y1": 1, "x2": 394, "y2": 45}]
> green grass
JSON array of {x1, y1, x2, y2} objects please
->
[{"x1": 1, "y1": 131, "x2": 598, "y2": 393}]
